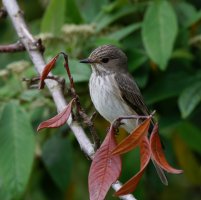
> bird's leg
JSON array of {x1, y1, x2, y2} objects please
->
[
  {"x1": 136, "y1": 118, "x2": 139, "y2": 127},
  {"x1": 112, "y1": 119, "x2": 125, "y2": 135},
  {"x1": 89, "y1": 111, "x2": 97, "y2": 122}
]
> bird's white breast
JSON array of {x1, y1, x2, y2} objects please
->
[{"x1": 89, "y1": 72, "x2": 137, "y2": 132}]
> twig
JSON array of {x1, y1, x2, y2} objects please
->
[
  {"x1": 2, "y1": 0, "x2": 136, "y2": 199},
  {"x1": 0, "y1": 41, "x2": 25, "y2": 52},
  {"x1": 0, "y1": 39, "x2": 45, "y2": 53},
  {"x1": 61, "y1": 52, "x2": 100, "y2": 148},
  {"x1": 112, "y1": 110, "x2": 155, "y2": 130},
  {"x1": 22, "y1": 76, "x2": 66, "y2": 91}
]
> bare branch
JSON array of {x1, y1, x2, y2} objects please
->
[
  {"x1": 0, "y1": 41, "x2": 25, "y2": 53},
  {"x1": 2, "y1": 0, "x2": 136, "y2": 199}
]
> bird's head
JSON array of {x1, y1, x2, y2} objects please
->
[{"x1": 80, "y1": 45, "x2": 128, "y2": 74}]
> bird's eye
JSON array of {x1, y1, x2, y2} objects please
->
[{"x1": 101, "y1": 58, "x2": 109, "y2": 63}]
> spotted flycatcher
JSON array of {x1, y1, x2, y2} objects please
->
[{"x1": 80, "y1": 44, "x2": 168, "y2": 185}]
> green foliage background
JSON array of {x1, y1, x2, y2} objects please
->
[{"x1": 0, "y1": 0, "x2": 201, "y2": 199}]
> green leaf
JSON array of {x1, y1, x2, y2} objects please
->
[
  {"x1": 65, "y1": 0, "x2": 83, "y2": 23},
  {"x1": 175, "y1": 2, "x2": 201, "y2": 27},
  {"x1": 171, "y1": 49, "x2": 193, "y2": 60},
  {"x1": 94, "y1": 5, "x2": 139, "y2": 32},
  {"x1": 0, "y1": 76, "x2": 22, "y2": 101},
  {"x1": 76, "y1": 0, "x2": 108, "y2": 22},
  {"x1": 93, "y1": 37, "x2": 121, "y2": 47},
  {"x1": 41, "y1": 0, "x2": 66, "y2": 35},
  {"x1": 174, "y1": 122, "x2": 201, "y2": 154},
  {"x1": 142, "y1": 1, "x2": 178, "y2": 69},
  {"x1": 144, "y1": 70, "x2": 201, "y2": 105},
  {"x1": 128, "y1": 49, "x2": 148, "y2": 72},
  {"x1": 0, "y1": 101, "x2": 35, "y2": 199},
  {"x1": 109, "y1": 23, "x2": 141, "y2": 41},
  {"x1": 20, "y1": 90, "x2": 41, "y2": 102},
  {"x1": 178, "y1": 81, "x2": 201, "y2": 118},
  {"x1": 42, "y1": 133, "x2": 73, "y2": 191}
]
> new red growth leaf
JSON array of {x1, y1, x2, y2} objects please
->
[
  {"x1": 88, "y1": 126, "x2": 121, "y2": 200},
  {"x1": 39, "y1": 54, "x2": 59, "y2": 89},
  {"x1": 150, "y1": 124, "x2": 183, "y2": 174},
  {"x1": 112, "y1": 118, "x2": 151, "y2": 156},
  {"x1": 115, "y1": 136, "x2": 151, "y2": 196},
  {"x1": 37, "y1": 98, "x2": 75, "y2": 131}
]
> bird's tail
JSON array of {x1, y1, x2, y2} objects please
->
[{"x1": 152, "y1": 159, "x2": 168, "y2": 185}]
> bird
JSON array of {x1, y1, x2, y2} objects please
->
[{"x1": 80, "y1": 44, "x2": 168, "y2": 185}]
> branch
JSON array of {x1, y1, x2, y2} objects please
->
[
  {"x1": 0, "y1": 41, "x2": 25, "y2": 53},
  {"x1": 2, "y1": 1, "x2": 136, "y2": 199}
]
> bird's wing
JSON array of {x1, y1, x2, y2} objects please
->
[
  {"x1": 114, "y1": 72, "x2": 150, "y2": 116},
  {"x1": 115, "y1": 72, "x2": 168, "y2": 186}
]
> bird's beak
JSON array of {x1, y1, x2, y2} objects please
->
[{"x1": 80, "y1": 58, "x2": 95, "y2": 64}]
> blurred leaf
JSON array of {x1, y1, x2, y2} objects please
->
[
  {"x1": 175, "y1": 2, "x2": 201, "y2": 27},
  {"x1": 0, "y1": 76, "x2": 22, "y2": 100},
  {"x1": 41, "y1": 0, "x2": 66, "y2": 35},
  {"x1": 135, "y1": 72, "x2": 149, "y2": 89},
  {"x1": 142, "y1": 1, "x2": 178, "y2": 69},
  {"x1": 173, "y1": 135, "x2": 201, "y2": 185},
  {"x1": 102, "y1": 0, "x2": 126, "y2": 13},
  {"x1": 76, "y1": 0, "x2": 108, "y2": 22},
  {"x1": 172, "y1": 49, "x2": 194, "y2": 60},
  {"x1": 93, "y1": 37, "x2": 121, "y2": 47},
  {"x1": 174, "y1": 122, "x2": 201, "y2": 154},
  {"x1": 178, "y1": 81, "x2": 201, "y2": 118},
  {"x1": 94, "y1": 5, "x2": 139, "y2": 32},
  {"x1": 20, "y1": 90, "x2": 40, "y2": 102},
  {"x1": 42, "y1": 133, "x2": 73, "y2": 191},
  {"x1": 65, "y1": 0, "x2": 83, "y2": 23},
  {"x1": 144, "y1": 71, "x2": 201, "y2": 105},
  {"x1": 0, "y1": 101, "x2": 35, "y2": 199},
  {"x1": 109, "y1": 23, "x2": 141, "y2": 41},
  {"x1": 128, "y1": 49, "x2": 148, "y2": 72},
  {"x1": 188, "y1": 11, "x2": 201, "y2": 27}
]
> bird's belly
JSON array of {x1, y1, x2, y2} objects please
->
[{"x1": 89, "y1": 74, "x2": 137, "y2": 132}]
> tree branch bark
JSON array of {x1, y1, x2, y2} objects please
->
[
  {"x1": 0, "y1": 41, "x2": 25, "y2": 52},
  {"x1": 2, "y1": 1, "x2": 136, "y2": 199}
]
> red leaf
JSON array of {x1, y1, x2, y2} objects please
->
[
  {"x1": 150, "y1": 124, "x2": 183, "y2": 174},
  {"x1": 89, "y1": 126, "x2": 122, "y2": 200},
  {"x1": 39, "y1": 54, "x2": 59, "y2": 89},
  {"x1": 37, "y1": 99, "x2": 74, "y2": 131},
  {"x1": 115, "y1": 136, "x2": 151, "y2": 196},
  {"x1": 112, "y1": 118, "x2": 151, "y2": 156}
]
